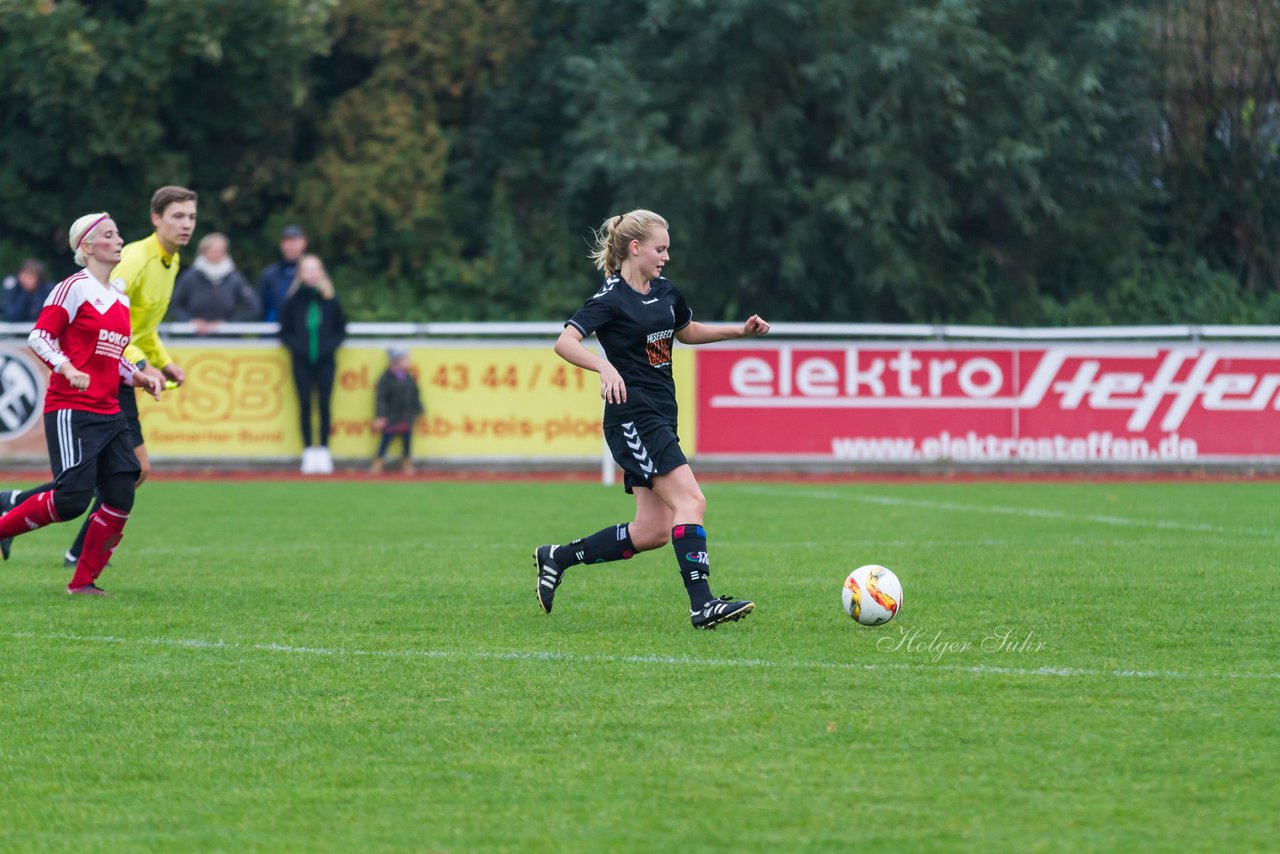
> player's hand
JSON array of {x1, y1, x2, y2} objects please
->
[
  {"x1": 162, "y1": 363, "x2": 185, "y2": 386},
  {"x1": 134, "y1": 370, "x2": 164, "y2": 401},
  {"x1": 599, "y1": 363, "x2": 627, "y2": 404},
  {"x1": 57, "y1": 362, "x2": 90, "y2": 390},
  {"x1": 742, "y1": 315, "x2": 770, "y2": 337}
]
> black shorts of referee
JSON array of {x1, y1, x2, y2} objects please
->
[{"x1": 117, "y1": 380, "x2": 143, "y2": 445}]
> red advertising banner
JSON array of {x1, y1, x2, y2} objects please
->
[{"x1": 695, "y1": 344, "x2": 1280, "y2": 463}]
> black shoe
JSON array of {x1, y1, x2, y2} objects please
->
[
  {"x1": 534, "y1": 545, "x2": 565, "y2": 614},
  {"x1": 0, "y1": 488, "x2": 16, "y2": 561},
  {"x1": 64, "y1": 551, "x2": 111, "y2": 571},
  {"x1": 691, "y1": 595, "x2": 755, "y2": 629}
]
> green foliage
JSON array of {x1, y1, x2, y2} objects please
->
[
  {"x1": 288, "y1": 0, "x2": 533, "y2": 308},
  {"x1": 530, "y1": 0, "x2": 1158, "y2": 322},
  {"x1": 1147, "y1": 0, "x2": 1280, "y2": 297},
  {"x1": 1043, "y1": 250, "x2": 1280, "y2": 325},
  {"x1": 0, "y1": 0, "x2": 333, "y2": 273}
]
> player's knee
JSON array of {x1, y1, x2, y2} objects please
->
[
  {"x1": 52, "y1": 489, "x2": 94, "y2": 520},
  {"x1": 670, "y1": 494, "x2": 706, "y2": 524},
  {"x1": 99, "y1": 473, "x2": 136, "y2": 513}
]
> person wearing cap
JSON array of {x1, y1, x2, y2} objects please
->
[
  {"x1": 0, "y1": 212, "x2": 163, "y2": 593},
  {"x1": 370, "y1": 345, "x2": 424, "y2": 474},
  {"x1": 258, "y1": 224, "x2": 307, "y2": 322},
  {"x1": 0, "y1": 186, "x2": 197, "y2": 570}
]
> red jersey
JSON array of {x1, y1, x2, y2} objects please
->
[{"x1": 28, "y1": 270, "x2": 137, "y2": 415}]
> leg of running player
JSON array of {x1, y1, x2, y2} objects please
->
[
  {"x1": 649, "y1": 464, "x2": 754, "y2": 628},
  {"x1": 65, "y1": 438, "x2": 148, "y2": 566},
  {"x1": 531, "y1": 473, "x2": 689, "y2": 613}
]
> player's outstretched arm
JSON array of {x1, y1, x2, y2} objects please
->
[{"x1": 676, "y1": 314, "x2": 770, "y2": 345}]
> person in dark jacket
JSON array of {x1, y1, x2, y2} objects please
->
[
  {"x1": 257, "y1": 224, "x2": 307, "y2": 322},
  {"x1": 3, "y1": 259, "x2": 54, "y2": 324},
  {"x1": 170, "y1": 233, "x2": 261, "y2": 333},
  {"x1": 279, "y1": 253, "x2": 346, "y2": 474},
  {"x1": 371, "y1": 345, "x2": 425, "y2": 474}
]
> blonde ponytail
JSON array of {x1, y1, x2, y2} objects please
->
[{"x1": 588, "y1": 209, "x2": 668, "y2": 276}]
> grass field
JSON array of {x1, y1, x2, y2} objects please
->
[{"x1": 0, "y1": 477, "x2": 1276, "y2": 852}]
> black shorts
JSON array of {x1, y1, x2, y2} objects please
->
[
  {"x1": 44, "y1": 409, "x2": 142, "y2": 494},
  {"x1": 117, "y1": 382, "x2": 143, "y2": 445},
  {"x1": 604, "y1": 416, "x2": 688, "y2": 494}
]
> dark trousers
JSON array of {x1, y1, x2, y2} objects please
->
[
  {"x1": 290, "y1": 354, "x2": 336, "y2": 447},
  {"x1": 376, "y1": 430, "x2": 413, "y2": 459}
]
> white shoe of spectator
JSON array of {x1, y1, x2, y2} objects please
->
[
  {"x1": 315, "y1": 446, "x2": 334, "y2": 475},
  {"x1": 301, "y1": 447, "x2": 320, "y2": 474}
]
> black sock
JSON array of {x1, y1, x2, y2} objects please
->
[
  {"x1": 560, "y1": 523, "x2": 635, "y2": 568},
  {"x1": 68, "y1": 494, "x2": 102, "y2": 559},
  {"x1": 12, "y1": 482, "x2": 54, "y2": 505},
  {"x1": 672, "y1": 524, "x2": 713, "y2": 608}
]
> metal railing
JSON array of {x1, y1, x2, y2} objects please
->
[{"x1": 5, "y1": 321, "x2": 1280, "y2": 340}]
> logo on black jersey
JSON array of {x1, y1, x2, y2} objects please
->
[
  {"x1": 0, "y1": 348, "x2": 42, "y2": 439},
  {"x1": 592, "y1": 277, "x2": 620, "y2": 300},
  {"x1": 646, "y1": 329, "x2": 673, "y2": 368}
]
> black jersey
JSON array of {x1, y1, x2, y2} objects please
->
[{"x1": 566, "y1": 274, "x2": 693, "y2": 427}]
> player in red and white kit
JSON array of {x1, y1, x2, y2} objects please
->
[{"x1": 0, "y1": 213, "x2": 162, "y2": 595}]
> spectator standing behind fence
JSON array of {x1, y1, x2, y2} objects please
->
[
  {"x1": 279, "y1": 254, "x2": 346, "y2": 475},
  {"x1": 371, "y1": 345, "x2": 424, "y2": 475},
  {"x1": 258, "y1": 224, "x2": 307, "y2": 322},
  {"x1": 169, "y1": 233, "x2": 260, "y2": 334},
  {"x1": 4, "y1": 259, "x2": 54, "y2": 324}
]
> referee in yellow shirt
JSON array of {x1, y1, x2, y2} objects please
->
[{"x1": 0, "y1": 186, "x2": 197, "y2": 567}]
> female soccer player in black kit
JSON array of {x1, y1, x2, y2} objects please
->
[{"x1": 533, "y1": 209, "x2": 770, "y2": 628}]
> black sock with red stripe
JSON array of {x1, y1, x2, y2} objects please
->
[
  {"x1": 560, "y1": 523, "x2": 635, "y2": 568},
  {"x1": 672, "y1": 523, "x2": 713, "y2": 608}
]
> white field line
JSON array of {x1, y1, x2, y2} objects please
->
[
  {"x1": 8, "y1": 631, "x2": 1278, "y2": 682},
  {"x1": 735, "y1": 486, "x2": 1277, "y2": 537}
]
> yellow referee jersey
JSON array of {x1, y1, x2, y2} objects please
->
[{"x1": 111, "y1": 233, "x2": 179, "y2": 368}]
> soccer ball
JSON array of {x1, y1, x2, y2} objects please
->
[{"x1": 842, "y1": 565, "x2": 903, "y2": 626}]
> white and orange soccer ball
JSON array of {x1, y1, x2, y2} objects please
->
[{"x1": 841, "y1": 564, "x2": 903, "y2": 626}]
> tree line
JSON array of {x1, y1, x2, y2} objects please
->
[{"x1": 1, "y1": 0, "x2": 1277, "y2": 324}]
